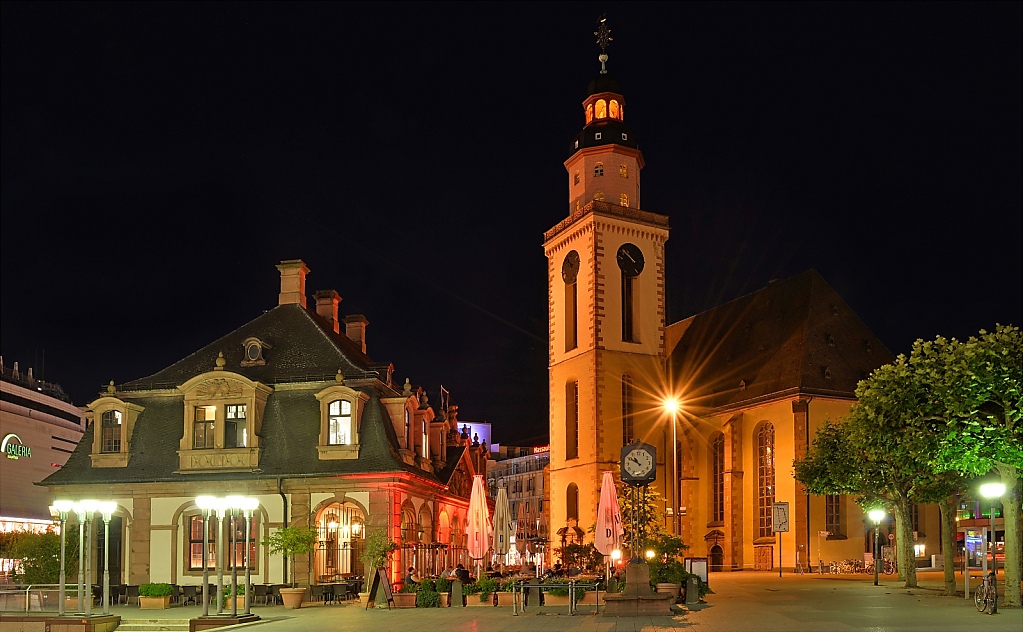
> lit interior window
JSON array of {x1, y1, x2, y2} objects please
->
[
  {"x1": 595, "y1": 99, "x2": 607, "y2": 119},
  {"x1": 620, "y1": 193, "x2": 629, "y2": 207},
  {"x1": 586, "y1": 104, "x2": 594, "y2": 123},
  {"x1": 609, "y1": 100, "x2": 620, "y2": 119},
  {"x1": 329, "y1": 399, "x2": 353, "y2": 445}
]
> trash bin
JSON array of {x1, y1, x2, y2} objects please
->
[{"x1": 684, "y1": 576, "x2": 700, "y2": 605}]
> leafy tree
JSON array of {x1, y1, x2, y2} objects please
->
[
  {"x1": 6, "y1": 530, "x2": 80, "y2": 585},
  {"x1": 615, "y1": 480, "x2": 668, "y2": 557},
  {"x1": 260, "y1": 525, "x2": 317, "y2": 587},
  {"x1": 923, "y1": 325, "x2": 1022, "y2": 606},
  {"x1": 795, "y1": 352, "x2": 965, "y2": 589}
]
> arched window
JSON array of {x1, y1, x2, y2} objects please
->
[
  {"x1": 314, "y1": 502, "x2": 365, "y2": 578},
  {"x1": 594, "y1": 163, "x2": 604, "y2": 177},
  {"x1": 621, "y1": 375, "x2": 634, "y2": 444},
  {"x1": 421, "y1": 418, "x2": 429, "y2": 458},
  {"x1": 566, "y1": 483, "x2": 579, "y2": 521},
  {"x1": 609, "y1": 100, "x2": 620, "y2": 119},
  {"x1": 563, "y1": 251, "x2": 579, "y2": 352},
  {"x1": 586, "y1": 104, "x2": 594, "y2": 123},
  {"x1": 101, "y1": 410, "x2": 122, "y2": 453},
  {"x1": 566, "y1": 381, "x2": 579, "y2": 460},
  {"x1": 595, "y1": 99, "x2": 607, "y2": 119},
  {"x1": 620, "y1": 193, "x2": 629, "y2": 207},
  {"x1": 404, "y1": 408, "x2": 412, "y2": 451},
  {"x1": 328, "y1": 399, "x2": 352, "y2": 445},
  {"x1": 711, "y1": 433, "x2": 725, "y2": 523},
  {"x1": 619, "y1": 163, "x2": 628, "y2": 178},
  {"x1": 756, "y1": 423, "x2": 776, "y2": 538},
  {"x1": 594, "y1": 192, "x2": 604, "y2": 201}
]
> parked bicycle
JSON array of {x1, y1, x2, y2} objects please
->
[{"x1": 975, "y1": 571, "x2": 997, "y2": 614}]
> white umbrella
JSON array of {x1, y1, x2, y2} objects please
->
[
  {"x1": 493, "y1": 486, "x2": 513, "y2": 573},
  {"x1": 594, "y1": 470, "x2": 624, "y2": 557},
  {"x1": 466, "y1": 475, "x2": 491, "y2": 576},
  {"x1": 515, "y1": 500, "x2": 528, "y2": 554}
]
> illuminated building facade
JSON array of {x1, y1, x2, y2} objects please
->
[
  {"x1": 545, "y1": 42, "x2": 940, "y2": 571},
  {"x1": 41, "y1": 260, "x2": 486, "y2": 587}
]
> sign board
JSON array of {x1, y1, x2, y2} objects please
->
[
  {"x1": 772, "y1": 502, "x2": 790, "y2": 533},
  {"x1": 684, "y1": 557, "x2": 709, "y2": 585},
  {"x1": 365, "y1": 567, "x2": 394, "y2": 609},
  {"x1": 2, "y1": 433, "x2": 31, "y2": 460}
]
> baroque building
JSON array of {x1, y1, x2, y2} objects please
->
[
  {"x1": 545, "y1": 36, "x2": 939, "y2": 571},
  {"x1": 42, "y1": 260, "x2": 487, "y2": 587}
]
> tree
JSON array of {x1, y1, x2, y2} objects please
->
[
  {"x1": 924, "y1": 325, "x2": 1023, "y2": 606},
  {"x1": 795, "y1": 352, "x2": 965, "y2": 589},
  {"x1": 615, "y1": 480, "x2": 668, "y2": 558},
  {"x1": 260, "y1": 525, "x2": 317, "y2": 587},
  {"x1": 5, "y1": 530, "x2": 80, "y2": 584}
]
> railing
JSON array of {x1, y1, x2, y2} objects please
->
[
  {"x1": 0, "y1": 584, "x2": 86, "y2": 614},
  {"x1": 510, "y1": 580, "x2": 600, "y2": 616}
]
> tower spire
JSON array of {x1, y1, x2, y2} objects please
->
[{"x1": 595, "y1": 16, "x2": 612, "y2": 75}]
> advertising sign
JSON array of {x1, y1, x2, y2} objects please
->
[{"x1": 2, "y1": 433, "x2": 31, "y2": 460}]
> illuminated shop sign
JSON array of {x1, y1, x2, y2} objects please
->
[
  {"x1": 2, "y1": 433, "x2": 32, "y2": 460},
  {"x1": 533, "y1": 445, "x2": 550, "y2": 454}
]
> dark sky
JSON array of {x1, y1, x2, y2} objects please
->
[{"x1": 2, "y1": 2, "x2": 1020, "y2": 445}]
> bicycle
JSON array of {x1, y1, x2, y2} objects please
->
[{"x1": 975, "y1": 571, "x2": 997, "y2": 614}]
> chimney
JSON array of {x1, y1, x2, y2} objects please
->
[
  {"x1": 314, "y1": 290, "x2": 341, "y2": 333},
  {"x1": 343, "y1": 314, "x2": 369, "y2": 354},
  {"x1": 276, "y1": 259, "x2": 310, "y2": 308}
]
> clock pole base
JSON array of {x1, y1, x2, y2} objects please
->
[{"x1": 602, "y1": 560, "x2": 674, "y2": 617}]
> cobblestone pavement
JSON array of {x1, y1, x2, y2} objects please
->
[{"x1": 30, "y1": 570, "x2": 1023, "y2": 632}]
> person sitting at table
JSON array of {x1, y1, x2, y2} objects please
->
[
  {"x1": 438, "y1": 566, "x2": 451, "y2": 579},
  {"x1": 454, "y1": 564, "x2": 470, "y2": 584}
]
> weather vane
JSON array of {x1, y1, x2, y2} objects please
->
[{"x1": 595, "y1": 16, "x2": 612, "y2": 74}]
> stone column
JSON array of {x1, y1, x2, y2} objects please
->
[
  {"x1": 130, "y1": 497, "x2": 151, "y2": 585},
  {"x1": 724, "y1": 414, "x2": 744, "y2": 571},
  {"x1": 290, "y1": 492, "x2": 311, "y2": 586}
]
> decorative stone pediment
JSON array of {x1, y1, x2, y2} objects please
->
[{"x1": 194, "y1": 377, "x2": 243, "y2": 399}]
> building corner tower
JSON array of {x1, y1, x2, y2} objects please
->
[{"x1": 544, "y1": 20, "x2": 671, "y2": 555}]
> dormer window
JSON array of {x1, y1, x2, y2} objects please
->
[
  {"x1": 101, "y1": 410, "x2": 122, "y2": 453},
  {"x1": 225, "y1": 404, "x2": 247, "y2": 448},
  {"x1": 193, "y1": 405, "x2": 216, "y2": 449},
  {"x1": 329, "y1": 400, "x2": 353, "y2": 445},
  {"x1": 241, "y1": 337, "x2": 270, "y2": 367},
  {"x1": 315, "y1": 383, "x2": 369, "y2": 460},
  {"x1": 177, "y1": 372, "x2": 271, "y2": 473}
]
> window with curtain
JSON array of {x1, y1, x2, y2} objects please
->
[{"x1": 757, "y1": 423, "x2": 776, "y2": 538}]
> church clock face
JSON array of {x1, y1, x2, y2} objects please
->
[
  {"x1": 616, "y1": 243, "x2": 644, "y2": 276},
  {"x1": 562, "y1": 250, "x2": 580, "y2": 283}
]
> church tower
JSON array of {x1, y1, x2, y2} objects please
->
[{"x1": 545, "y1": 20, "x2": 671, "y2": 551}]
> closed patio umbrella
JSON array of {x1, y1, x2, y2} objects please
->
[
  {"x1": 515, "y1": 500, "x2": 528, "y2": 555},
  {"x1": 594, "y1": 470, "x2": 624, "y2": 580},
  {"x1": 493, "y1": 486, "x2": 513, "y2": 572},
  {"x1": 466, "y1": 475, "x2": 491, "y2": 578}
]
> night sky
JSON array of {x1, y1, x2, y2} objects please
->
[{"x1": 2, "y1": 2, "x2": 1020, "y2": 445}]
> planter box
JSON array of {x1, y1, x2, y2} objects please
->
[
  {"x1": 541, "y1": 593, "x2": 570, "y2": 606},
  {"x1": 494, "y1": 592, "x2": 516, "y2": 606},
  {"x1": 578, "y1": 590, "x2": 602, "y2": 605},
  {"x1": 139, "y1": 595, "x2": 171, "y2": 609},
  {"x1": 394, "y1": 589, "x2": 419, "y2": 605},
  {"x1": 465, "y1": 594, "x2": 491, "y2": 606},
  {"x1": 655, "y1": 582, "x2": 681, "y2": 601}
]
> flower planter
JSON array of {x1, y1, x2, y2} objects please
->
[
  {"x1": 279, "y1": 587, "x2": 306, "y2": 609},
  {"x1": 392, "y1": 592, "x2": 417, "y2": 608},
  {"x1": 655, "y1": 582, "x2": 681, "y2": 602},
  {"x1": 494, "y1": 591, "x2": 516, "y2": 606},
  {"x1": 139, "y1": 595, "x2": 171, "y2": 609},
  {"x1": 541, "y1": 593, "x2": 570, "y2": 606},
  {"x1": 359, "y1": 592, "x2": 371, "y2": 608},
  {"x1": 439, "y1": 593, "x2": 450, "y2": 607},
  {"x1": 578, "y1": 590, "x2": 602, "y2": 605}
]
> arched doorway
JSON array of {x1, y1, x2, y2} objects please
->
[
  {"x1": 314, "y1": 502, "x2": 365, "y2": 582},
  {"x1": 710, "y1": 545, "x2": 723, "y2": 572}
]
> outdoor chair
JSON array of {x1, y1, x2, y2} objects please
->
[
  {"x1": 181, "y1": 585, "x2": 198, "y2": 606},
  {"x1": 270, "y1": 584, "x2": 282, "y2": 606},
  {"x1": 309, "y1": 584, "x2": 324, "y2": 603},
  {"x1": 251, "y1": 584, "x2": 268, "y2": 605},
  {"x1": 124, "y1": 584, "x2": 140, "y2": 606},
  {"x1": 111, "y1": 584, "x2": 126, "y2": 605}
]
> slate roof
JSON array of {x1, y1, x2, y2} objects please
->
[
  {"x1": 41, "y1": 302, "x2": 442, "y2": 486},
  {"x1": 665, "y1": 270, "x2": 894, "y2": 414}
]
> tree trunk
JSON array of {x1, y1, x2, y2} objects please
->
[
  {"x1": 938, "y1": 496, "x2": 956, "y2": 596},
  {"x1": 995, "y1": 463, "x2": 1021, "y2": 608},
  {"x1": 892, "y1": 499, "x2": 917, "y2": 588}
]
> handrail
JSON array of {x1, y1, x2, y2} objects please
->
[
  {"x1": 0, "y1": 584, "x2": 61, "y2": 614},
  {"x1": 510, "y1": 579, "x2": 601, "y2": 616}
]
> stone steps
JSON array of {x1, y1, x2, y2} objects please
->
[{"x1": 116, "y1": 619, "x2": 191, "y2": 631}]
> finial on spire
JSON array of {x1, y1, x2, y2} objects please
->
[{"x1": 595, "y1": 15, "x2": 612, "y2": 75}]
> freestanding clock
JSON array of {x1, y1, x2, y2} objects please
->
[{"x1": 620, "y1": 441, "x2": 656, "y2": 486}]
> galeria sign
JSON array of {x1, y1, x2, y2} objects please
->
[{"x1": 2, "y1": 433, "x2": 31, "y2": 459}]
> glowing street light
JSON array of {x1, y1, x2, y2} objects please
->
[
  {"x1": 98, "y1": 501, "x2": 117, "y2": 615},
  {"x1": 195, "y1": 496, "x2": 217, "y2": 617},
  {"x1": 868, "y1": 508, "x2": 885, "y2": 586},
  {"x1": 663, "y1": 397, "x2": 682, "y2": 536},
  {"x1": 980, "y1": 482, "x2": 1005, "y2": 614},
  {"x1": 49, "y1": 500, "x2": 74, "y2": 616}
]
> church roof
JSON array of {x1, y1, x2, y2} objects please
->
[
  {"x1": 40, "y1": 301, "x2": 444, "y2": 486},
  {"x1": 665, "y1": 270, "x2": 894, "y2": 413}
]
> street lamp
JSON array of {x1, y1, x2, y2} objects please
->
[
  {"x1": 238, "y1": 497, "x2": 259, "y2": 615},
  {"x1": 75, "y1": 500, "x2": 99, "y2": 616},
  {"x1": 196, "y1": 496, "x2": 217, "y2": 617},
  {"x1": 212, "y1": 498, "x2": 231, "y2": 615},
  {"x1": 49, "y1": 500, "x2": 74, "y2": 616},
  {"x1": 663, "y1": 397, "x2": 681, "y2": 536},
  {"x1": 980, "y1": 482, "x2": 1005, "y2": 614},
  {"x1": 868, "y1": 508, "x2": 885, "y2": 586},
  {"x1": 98, "y1": 502, "x2": 117, "y2": 615}
]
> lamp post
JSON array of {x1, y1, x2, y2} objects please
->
[
  {"x1": 196, "y1": 496, "x2": 216, "y2": 617},
  {"x1": 77, "y1": 500, "x2": 99, "y2": 616},
  {"x1": 663, "y1": 398, "x2": 681, "y2": 536},
  {"x1": 50, "y1": 501, "x2": 74, "y2": 616},
  {"x1": 73, "y1": 502, "x2": 88, "y2": 613},
  {"x1": 98, "y1": 502, "x2": 116, "y2": 615},
  {"x1": 868, "y1": 508, "x2": 885, "y2": 586},
  {"x1": 980, "y1": 482, "x2": 1005, "y2": 615},
  {"x1": 239, "y1": 497, "x2": 259, "y2": 615},
  {"x1": 226, "y1": 496, "x2": 243, "y2": 618},
  {"x1": 213, "y1": 498, "x2": 230, "y2": 615}
]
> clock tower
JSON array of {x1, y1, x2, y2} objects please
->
[{"x1": 544, "y1": 20, "x2": 670, "y2": 553}]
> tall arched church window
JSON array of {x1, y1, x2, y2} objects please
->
[
  {"x1": 621, "y1": 375, "x2": 634, "y2": 444},
  {"x1": 620, "y1": 193, "x2": 629, "y2": 207},
  {"x1": 619, "y1": 164, "x2": 628, "y2": 178},
  {"x1": 594, "y1": 163, "x2": 604, "y2": 177},
  {"x1": 616, "y1": 243, "x2": 644, "y2": 342},
  {"x1": 566, "y1": 381, "x2": 579, "y2": 460},
  {"x1": 566, "y1": 483, "x2": 579, "y2": 521},
  {"x1": 756, "y1": 423, "x2": 776, "y2": 538},
  {"x1": 562, "y1": 251, "x2": 580, "y2": 352},
  {"x1": 711, "y1": 433, "x2": 725, "y2": 523},
  {"x1": 586, "y1": 104, "x2": 594, "y2": 123},
  {"x1": 101, "y1": 410, "x2": 122, "y2": 453},
  {"x1": 595, "y1": 99, "x2": 607, "y2": 119},
  {"x1": 609, "y1": 100, "x2": 620, "y2": 119}
]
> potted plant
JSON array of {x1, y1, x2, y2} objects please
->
[
  {"x1": 393, "y1": 581, "x2": 418, "y2": 608},
  {"x1": 471, "y1": 577, "x2": 499, "y2": 606},
  {"x1": 415, "y1": 582, "x2": 441, "y2": 608},
  {"x1": 493, "y1": 578, "x2": 519, "y2": 606},
  {"x1": 543, "y1": 578, "x2": 585, "y2": 606},
  {"x1": 359, "y1": 530, "x2": 398, "y2": 607},
  {"x1": 221, "y1": 583, "x2": 247, "y2": 610},
  {"x1": 139, "y1": 582, "x2": 173, "y2": 609},
  {"x1": 435, "y1": 577, "x2": 451, "y2": 607},
  {"x1": 260, "y1": 525, "x2": 318, "y2": 609}
]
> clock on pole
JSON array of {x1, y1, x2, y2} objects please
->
[{"x1": 620, "y1": 441, "x2": 656, "y2": 486}]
